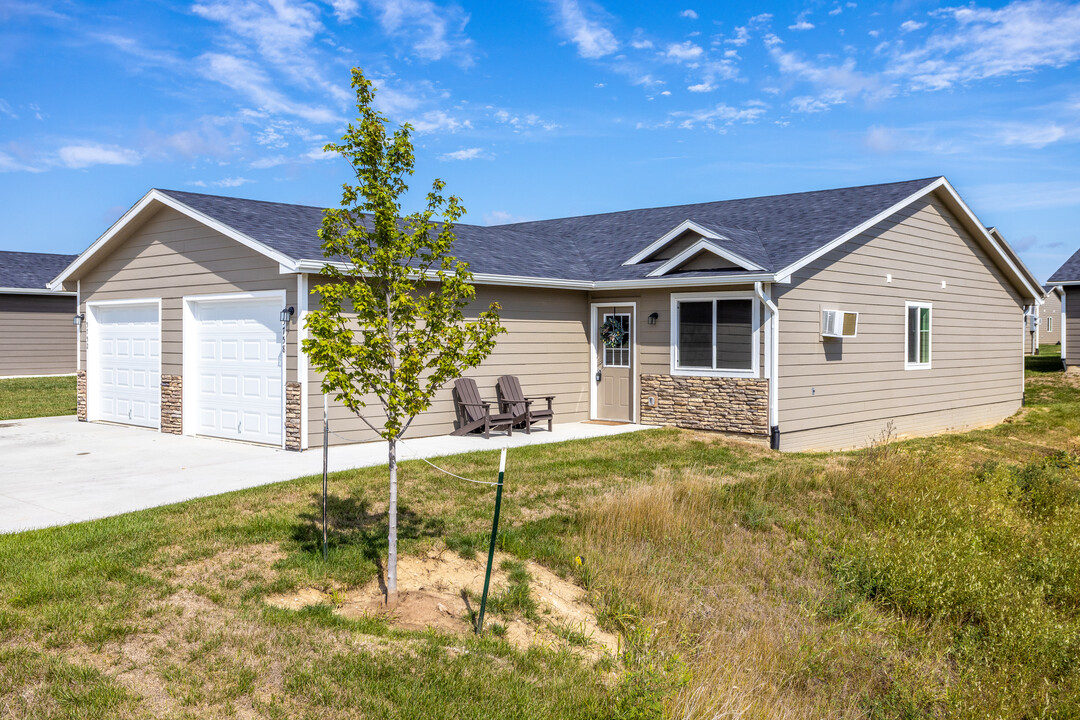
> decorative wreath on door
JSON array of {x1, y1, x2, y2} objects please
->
[{"x1": 600, "y1": 317, "x2": 626, "y2": 348}]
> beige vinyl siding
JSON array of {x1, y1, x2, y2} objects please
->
[
  {"x1": 1041, "y1": 291, "x2": 1062, "y2": 347},
  {"x1": 775, "y1": 195, "x2": 1025, "y2": 452},
  {"x1": 0, "y1": 294, "x2": 77, "y2": 376},
  {"x1": 590, "y1": 285, "x2": 766, "y2": 378},
  {"x1": 308, "y1": 285, "x2": 591, "y2": 446},
  {"x1": 1066, "y1": 287, "x2": 1080, "y2": 366},
  {"x1": 78, "y1": 206, "x2": 298, "y2": 379}
]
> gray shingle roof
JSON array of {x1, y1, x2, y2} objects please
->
[
  {"x1": 0, "y1": 250, "x2": 78, "y2": 290},
  {"x1": 1049, "y1": 251, "x2": 1080, "y2": 284},
  {"x1": 157, "y1": 177, "x2": 939, "y2": 283}
]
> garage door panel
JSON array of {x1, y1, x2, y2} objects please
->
[
  {"x1": 192, "y1": 297, "x2": 282, "y2": 446},
  {"x1": 92, "y1": 303, "x2": 160, "y2": 429}
]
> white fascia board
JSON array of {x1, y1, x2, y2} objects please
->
[
  {"x1": 775, "y1": 176, "x2": 1044, "y2": 302},
  {"x1": 623, "y1": 219, "x2": 727, "y2": 266},
  {"x1": 774, "y1": 177, "x2": 946, "y2": 282},
  {"x1": 646, "y1": 238, "x2": 763, "y2": 278},
  {"x1": 0, "y1": 287, "x2": 76, "y2": 296},
  {"x1": 49, "y1": 189, "x2": 300, "y2": 290},
  {"x1": 935, "y1": 177, "x2": 1044, "y2": 301},
  {"x1": 293, "y1": 258, "x2": 775, "y2": 290}
]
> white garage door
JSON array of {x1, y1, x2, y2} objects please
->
[
  {"x1": 192, "y1": 297, "x2": 283, "y2": 446},
  {"x1": 92, "y1": 303, "x2": 161, "y2": 428}
]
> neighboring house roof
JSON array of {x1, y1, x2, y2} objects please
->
[
  {"x1": 49, "y1": 177, "x2": 1045, "y2": 299},
  {"x1": 1043, "y1": 283, "x2": 1064, "y2": 299},
  {"x1": 0, "y1": 250, "x2": 78, "y2": 294},
  {"x1": 1049, "y1": 250, "x2": 1080, "y2": 285}
]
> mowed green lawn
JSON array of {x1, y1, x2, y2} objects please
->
[
  {"x1": 2, "y1": 360, "x2": 1080, "y2": 718},
  {"x1": 0, "y1": 375, "x2": 77, "y2": 421}
]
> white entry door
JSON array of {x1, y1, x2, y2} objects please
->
[
  {"x1": 92, "y1": 302, "x2": 161, "y2": 428},
  {"x1": 192, "y1": 297, "x2": 283, "y2": 445}
]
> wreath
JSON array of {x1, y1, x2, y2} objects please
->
[{"x1": 600, "y1": 317, "x2": 626, "y2": 348}]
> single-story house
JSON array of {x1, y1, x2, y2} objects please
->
[
  {"x1": 49, "y1": 176, "x2": 1042, "y2": 452},
  {"x1": 0, "y1": 250, "x2": 78, "y2": 378},
  {"x1": 1038, "y1": 284, "x2": 1063, "y2": 351},
  {"x1": 1048, "y1": 255, "x2": 1080, "y2": 365}
]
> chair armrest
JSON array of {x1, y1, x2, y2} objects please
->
[{"x1": 458, "y1": 401, "x2": 491, "y2": 408}]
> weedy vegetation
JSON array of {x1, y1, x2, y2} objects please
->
[{"x1": 1, "y1": 354, "x2": 1078, "y2": 718}]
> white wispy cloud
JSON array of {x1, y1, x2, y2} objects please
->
[
  {"x1": 483, "y1": 209, "x2": 532, "y2": 225},
  {"x1": 550, "y1": 0, "x2": 619, "y2": 58},
  {"x1": 437, "y1": 147, "x2": 490, "y2": 161},
  {"x1": 790, "y1": 92, "x2": 846, "y2": 113},
  {"x1": 665, "y1": 40, "x2": 703, "y2": 62},
  {"x1": 889, "y1": 0, "x2": 1080, "y2": 91},
  {"x1": 768, "y1": 40, "x2": 891, "y2": 108},
  {"x1": 670, "y1": 101, "x2": 767, "y2": 130},
  {"x1": 492, "y1": 108, "x2": 559, "y2": 131},
  {"x1": 189, "y1": 176, "x2": 254, "y2": 188},
  {"x1": 360, "y1": 0, "x2": 474, "y2": 63},
  {"x1": 680, "y1": 9, "x2": 698, "y2": 20},
  {"x1": 57, "y1": 143, "x2": 141, "y2": 169},
  {"x1": 900, "y1": 20, "x2": 925, "y2": 32},
  {"x1": 0, "y1": 100, "x2": 17, "y2": 119},
  {"x1": 408, "y1": 109, "x2": 471, "y2": 133},
  {"x1": 92, "y1": 33, "x2": 184, "y2": 70},
  {"x1": 725, "y1": 26, "x2": 749, "y2": 46},
  {"x1": 788, "y1": 20, "x2": 814, "y2": 31},
  {"x1": 197, "y1": 53, "x2": 339, "y2": 124},
  {"x1": 0, "y1": 150, "x2": 41, "y2": 173}
]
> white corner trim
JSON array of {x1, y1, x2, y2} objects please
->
[
  {"x1": 49, "y1": 189, "x2": 299, "y2": 290},
  {"x1": 297, "y1": 273, "x2": 310, "y2": 450},
  {"x1": 669, "y1": 290, "x2": 761, "y2": 379},
  {"x1": 647, "y1": 237, "x2": 763, "y2": 278}
]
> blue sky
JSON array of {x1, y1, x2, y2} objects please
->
[{"x1": 2, "y1": 0, "x2": 1079, "y2": 282}]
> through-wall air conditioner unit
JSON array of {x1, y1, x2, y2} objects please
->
[{"x1": 821, "y1": 309, "x2": 859, "y2": 338}]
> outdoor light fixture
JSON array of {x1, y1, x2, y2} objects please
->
[
  {"x1": 280, "y1": 306, "x2": 295, "y2": 323},
  {"x1": 648, "y1": 312, "x2": 659, "y2": 325},
  {"x1": 72, "y1": 313, "x2": 84, "y2": 326}
]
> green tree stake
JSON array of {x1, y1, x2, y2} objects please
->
[{"x1": 477, "y1": 448, "x2": 506, "y2": 635}]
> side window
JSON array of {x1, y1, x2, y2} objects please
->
[
  {"x1": 905, "y1": 302, "x2": 931, "y2": 370},
  {"x1": 1048, "y1": 316, "x2": 1054, "y2": 332}
]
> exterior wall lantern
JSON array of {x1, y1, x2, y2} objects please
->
[
  {"x1": 648, "y1": 312, "x2": 659, "y2": 325},
  {"x1": 72, "y1": 313, "x2": 85, "y2": 326}
]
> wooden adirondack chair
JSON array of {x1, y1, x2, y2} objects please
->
[
  {"x1": 496, "y1": 375, "x2": 555, "y2": 434},
  {"x1": 451, "y1": 378, "x2": 514, "y2": 438}
]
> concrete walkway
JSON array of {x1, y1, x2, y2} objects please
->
[{"x1": 0, "y1": 416, "x2": 647, "y2": 534}]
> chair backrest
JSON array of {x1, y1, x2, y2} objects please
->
[
  {"x1": 454, "y1": 378, "x2": 486, "y2": 424},
  {"x1": 497, "y1": 375, "x2": 526, "y2": 416}
]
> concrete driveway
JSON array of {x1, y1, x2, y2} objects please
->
[{"x1": 0, "y1": 416, "x2": 646, "y2": 534}]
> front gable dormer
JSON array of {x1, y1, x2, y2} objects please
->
[{"x1": 623, "y1": 219, "x2": 764, "y2": 276}]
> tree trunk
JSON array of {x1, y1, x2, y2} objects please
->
[{"x1": 386, "y1": 436, "x2": 399, "y2": 608}]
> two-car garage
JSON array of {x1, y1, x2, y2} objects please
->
[{"x1": 86, "y1": 293, "x2": 285, "y2": 447}]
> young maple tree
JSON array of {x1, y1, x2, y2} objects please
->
[{"x1": 304, "y1": 68, "x2": 504, "y2": 606}]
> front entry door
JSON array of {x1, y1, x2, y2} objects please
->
[{"x1": 596, "y1": 306, "x2": 633, "y2": 422}]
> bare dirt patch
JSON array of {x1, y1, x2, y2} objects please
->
[{"x1": 265, "y1": 546, "x2": 620, "y2": 657}]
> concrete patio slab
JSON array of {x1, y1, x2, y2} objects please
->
[{"x1": 0, "y1": 416, "x2": 647, "y2": 534}]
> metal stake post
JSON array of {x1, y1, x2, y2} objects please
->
[
  {"x1": 476, "y1": 448, "x2": 507, "y2": 635},
  {"x1": 322, "y1": 394, "x2": 329, "y2": 560}
]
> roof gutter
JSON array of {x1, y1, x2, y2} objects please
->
[
  {"x1": 291, "y1": 258, "x2": 777, "y2": 290},
  {"x1": 0, "y1": 287, "x2": 76, "y2": 296}
]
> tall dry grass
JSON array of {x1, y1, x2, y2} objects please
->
[{"x1": 576, "y1": 462, "x2": 955, "y2": 719}]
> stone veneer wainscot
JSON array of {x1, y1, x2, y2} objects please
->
[
  {"x1": 160, "y1": 374, "x2": 182, "y2": 435},
  {"x1": 76, "y1": 370, "x2": 87, "y2": 422},
  {"x1": 285, "y1": 381, "x2": 302, "y2": 451},
  {"x1": 639, "y1": 374, "x2": 769, "y2": 436}
]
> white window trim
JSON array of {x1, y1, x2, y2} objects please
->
[
  {"x1": 1047, "y1": 315, "x2": 1053, "y2": 333},
  {"x1": 904, "y1": 300, "x2": 932, "y2": 371},
  {"x1": 670, "y1": 291, "x2": 760, "y2": 378}
]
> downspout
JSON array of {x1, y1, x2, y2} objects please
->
[
  {"x1": 755, "y1": 282, "x2": 780, "y2": 450},
  {"x1": 1063, "y1": 290, "x2": 1068, "y2": 369}
]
